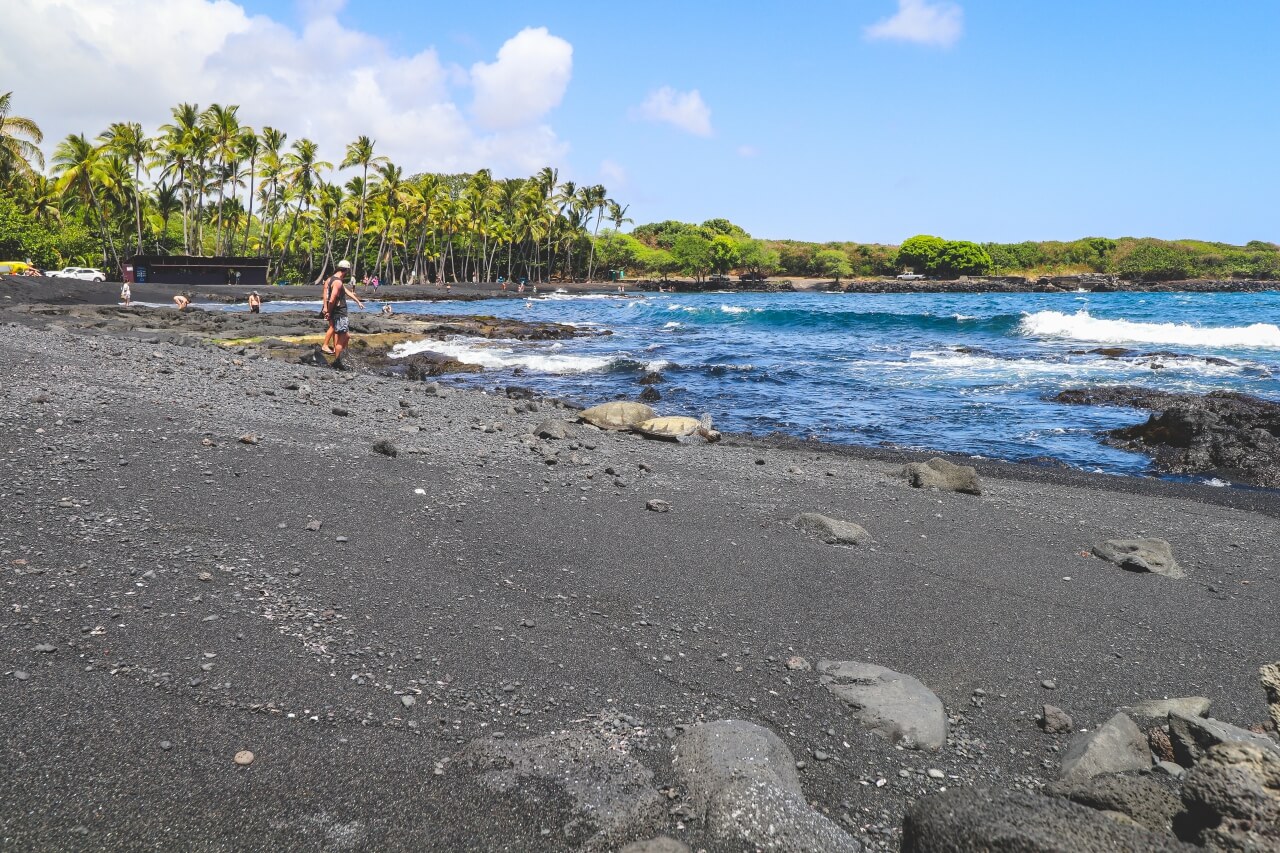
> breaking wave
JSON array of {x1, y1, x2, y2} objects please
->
[{"x1": 1021, "y1": 310, "x2": 1280, "y2": 349}]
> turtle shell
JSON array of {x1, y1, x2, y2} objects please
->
[
  {"x1": 579, "y1": 401, "x2": 656, "y2": 430},
  {"x1": 634, "y1": 416, "x2": 701, "y2": 439}
]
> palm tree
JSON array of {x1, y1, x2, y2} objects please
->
[
  {"x1": 0, "y1": 92, "x2": 44, "y2": 182},
  {"x1": 581, "y1": 184, "x2": 608, "y2": 281},
  {"x1": 156, "y1": 103, "x2": 200, "y2": 253},
  {"x1": 235, "y1": 129, "x2": 261, "y2": 255},
  {"x1": 25, "y1": 174, "x2": 61, "y2": 227},
  {"x1": 278, "y1": 138, "x2": 331, "y2": 276},
  {"x1": 607, "y1": 200, "x2": 632, "y2": 232},
  {"x1": 201, "y1": 104, "x2": 240, "y2": 255},
  {"x1": 53, "y1": 133, "x2": 119, "y2": 270},
  {"x1": 150, "y1": 182, "x2": 181, "y2": 252},
  {"x1": 340, "y1": 135, "x2": 387, "y2": 274},
  {"x1": 100, "y1": 121, "x2": 152, "y2": 255}
]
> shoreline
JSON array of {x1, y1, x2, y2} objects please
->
[{"x1": 2, "y1": 289, "x2": 1277, "y2": 850}]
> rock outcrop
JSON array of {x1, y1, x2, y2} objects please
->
[
  {"x1": 817, "y1": 661, "x2": 947, "y2": 750},
  {"x1": 903, "y1": 457, "x2": 982, "y2": 495},
  {"x1": 1092, "y1": 538, "x2": 1185, "y2": 579}
]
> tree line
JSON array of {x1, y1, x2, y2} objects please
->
[
  {"x1": 0, "y1": 93, "x2": 629, "y2": 283},
  {"x1": 3, "y1": 92, "x2": 1278, "y2": 283}
]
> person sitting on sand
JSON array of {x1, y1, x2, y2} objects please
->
[
  {"x1": 325, "y1": 260, "x2": 365, "y2": 366},
  {"x1": 247, "y1": 291, "x2": 261, "y2": 314},
  {"x1": 120, "y1": 281, "x2": 131, "y2": 306},
  {"x1": 321, "y1": 260, "x2": 353, "y2": 354},
  {"x1": 173, "y1": 294, "x2": 190, "y2": 311}
]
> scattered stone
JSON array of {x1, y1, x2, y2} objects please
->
[
  {"x1": 903, "y1": 457, "x2": 983, "y2": 495},
  {"x1": 533, "y1": 419, "x2": 572, "y2": 440},
  {"x1": 33, "y1": 643, "x2": 56, "y2": 654},
  {"x1": 645, "y1": 499, "x2": 670, "y2": 513},
  {"x1": 197, "y1": 571, "x2": 212, "y2": 582},
  {"x1": 331, "y1": 407, "x2": 349, "y2": 416},
  {"x1": 305, "y1": 519, "x2": 322, "y2": 531},
  {"x1": 1092, "y1": 538, "x2": 1185, "y2": 579},
  {"x1": 400, "y1": 695, "x2": 416, "y2": 708},
  {"x1": 619, "y1": 838, "x2": 689, "y2": 853},
  {"x1": 1179, "y1": 742, "x2": 1280, "y2": 851},
  {"x1": 159, "y1": 741, "x2": 172, "y2": 751},
  {"x1": 1042, "y1": 679, "x2": 1058, "y2": 690},
  {"x1": 1149, "y1": 727, "x2": 1176, "y2": 763},
  {"x1": 1059, "y1": 713, "x2": 1151, "y2": 781},
  {"x1": 234, "y1": 750, "x2": 255, "y2": 766},
  {"x1": 1261, "y1": 662, "x2": 1280, "y2": 734},
  {"x1": 463, "y1": 730, "x2": 663, "y2": 848},
  {"x1": 1040, "y1": 704, "x2": 1074, "y2": 734},
  {"x1": 1121, "y1": 697, "x2": 1211, "y2": 721},
  {"x1": 237, "y1": 433, "x2": 259, "y2": 445},
  {"x1": 817, "y1": 660, "x2": 948, "y2": 750},
  {"x1": 674, "y1": 720, "x2": 861, "y2": 852},
  {"x1": 902, "y1": 787, "x2": 1194, "y2": 852},
  {"x1": 13, "y1": 670, "x2": 29, "y2": 681},
  {"x1": 1047, "y1": 775, "x2": 1182, "y2": 834},
  {"x1": 371, "y1": 439, "x2": 398, "y2": 458},
  {"x1": 1168, "y1": 711, "x2": 1280, "y2": 767},
  {"x1": 790, "y1": 512, "x2": 871, "y2": 546},
  {"x1": 1153, "y1": 761, "x2": 1184, "y2": 779},
  {"x1": 786, "y1": 656, "x2": 812, "y2": 672},
  {"x1": 927, "y1": 768, "x2": 946, "y2": 780},
  {"x1": 335, "y1": 535, "x2": 349, "y2": 544}
]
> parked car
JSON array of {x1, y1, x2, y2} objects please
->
[
  {"x1": 54, "y1": 267, "x2": 106, "y2": 281},
  {"x1": 707, "y1": 274, "x2": 731, "y2": 284},
  {"x1": 895, "y1": 273, "x2": 925, "y2": 280},
  {"x1": 739, "y1": 271, "x2": 769, "y2": 282}
]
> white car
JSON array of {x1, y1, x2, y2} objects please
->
[
  {"x1": 895, "y1": 273, "x2": 925, "y2": 280},
  {"x1": 54, "y1": 267, "x2": 106, "y2": 281}
]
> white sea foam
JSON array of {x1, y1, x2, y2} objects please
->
[
  {"x1": 720, "y1": 304, "x2": 761, "y2": 315},
  {"x1": 663, "y1": 321, "x2": 683, "y2": 329},
  {"x1": 1021, "y1": 310, "x2": 1280, "y2": 349},
  {"x1": 645, "y1": 360, "x2": 671, "y2": 372},
  {"x1": 391, "y1": 338, "x2": 614, "y2": 373}
]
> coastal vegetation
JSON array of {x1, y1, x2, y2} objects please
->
[{"x1": 2, "y1": 91, "x2": 1279, "y2": 284}]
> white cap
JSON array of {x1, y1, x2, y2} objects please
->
[{"x1": 337, "y1": 259, "x2": 352, "y2": 270}]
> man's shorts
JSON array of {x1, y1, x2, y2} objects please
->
[{"x1": 334, "y1": 315, "x2": 350, "y2": 333}]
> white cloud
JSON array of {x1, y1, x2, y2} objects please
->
[
  {"x1": 470, "y1": 27, "x2": 573, "y2": 131},
  {"x1": 0, "y1": 0, "x2": 573, "y2": 178},
  {"x1": 865, "y1": 0, "x2": 964, "y2": 48},
  {"x1": 599, "y1": 159, "x2": 627, "y2": 188},
  {"x1": 632, "y1": 87, "x2": 713, "y2": 137}
]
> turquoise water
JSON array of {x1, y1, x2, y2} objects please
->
[{"x1": 277, "y1": 291, "x2": 1280, "y2": 478}]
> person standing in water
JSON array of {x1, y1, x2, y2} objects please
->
[{"x1": 247, "y1": 291, "x2": 262, "y2": 313}]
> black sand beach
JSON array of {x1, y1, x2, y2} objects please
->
[{"x1": 2, "y1": 284, "x2": 1277, "y2": 851}]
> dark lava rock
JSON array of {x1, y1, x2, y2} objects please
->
[
  {"x1": 371, "y1": 440, "x2": 399, "y2": 458},
  {"x1": 1178, "y1": 742, "x2": 1280, "y2": 851},
  {"x1": 1054, "y1": 387, "x2": 1280, "y2": 487},
  {"x1": 902, "y1": 786, "x2": 1196, "y2": 852},
  {"x1": 1046, "y1": 775, "x2": 1183, "y2": 834},
  {"x1": 638, "y1": 371, "x2": 665, "y2": 385},
  {"x1": 369, "y1": 351, "x2": 483, "y2": 380},
  {"x1": 638, "y1": 387, "x2": 661, "y2": 403}
]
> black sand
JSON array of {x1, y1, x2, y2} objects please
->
[{"x1": 1, "y1": 291, "x2": 1277, "y2": 850}]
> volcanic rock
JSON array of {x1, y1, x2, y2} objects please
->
[
  {"x1": 1092, "y1": 538, "x2": 1185, "y2": 579},
  {"x1": 1179, "y1": 742, "x2": 1280, "y2": 852},
  {"x1": 816, "y1": 660, "x2": 947, "y2": 750},
  {"x1": 1059, "y1": 713, "x2": 1151, "y2": 781},
  {"x1": 790, "y1": 512, "x2": 871, "y2": 546},
  {"x1": 1168, "y1": 712, "x2": 1280, "y2": 767},
  {"x1": 903, "y1": 457, "x2": 982, "y2": 495}
]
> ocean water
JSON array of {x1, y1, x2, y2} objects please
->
[{"x1": 275, "y1": 291, "x2": 1280, "y2": 479}]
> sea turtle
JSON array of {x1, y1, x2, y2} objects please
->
[
  {"x1": 634, "y1": 414, "x2": 721, "y2": 443},
  {"x1": 578, "y1": 401, "x2": 656, "y2": 430}
]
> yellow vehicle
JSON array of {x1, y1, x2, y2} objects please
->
[{"x1": 0, "y1": 261, "x2": 38, "y2": 276}]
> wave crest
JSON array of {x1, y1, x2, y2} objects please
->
[{"x1": 1020, "y1": 310, "x2": 1280, "y2": 349}]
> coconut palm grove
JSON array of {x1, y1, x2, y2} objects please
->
[{"x1": 3, "y1": 92, "x2": 1280, "y2": 284}]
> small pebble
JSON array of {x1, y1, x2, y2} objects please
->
[
  {"x1": 234, "y1": 750, "x2": 255, "y2": 766},
  {"x1": 1041, "y1": 679, "x2": 1057, "y2": 690}
]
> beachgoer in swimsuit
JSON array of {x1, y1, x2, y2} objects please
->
[
  {"x1": 247, "y1": 291, "x2": 261, "y2": 313},
  {"x1": 173, "y1": 294, "x2": 190, "y2": 311},
  {"x1": 120, "y1": 281, "x2": 131, "y2": 306}
]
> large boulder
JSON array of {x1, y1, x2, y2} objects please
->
[
  {"x1": 672, "y1": 720, "x2": 860, "y2": 852},
  {"x1": 903, "y1": 458, "x2": 982, "y2": 495},
  {"x1": 902, "y1": 787, "x2": 1196, "y2": 852},
  {"x1": 1047, "y1": 775, "x2": 1183, "y2": 834},
  {"x1": 816, "y1": 660, "x2": 947, "y2": 751},
  {"x1": 1179, "y1": 742, "x2": 1280, "y2": 852},
  {"x1": 790, "y1": 512, "x2": 871, "y2": 546},
  {"x1": 1060, "y1": 713, "x2": 1152, "y2": 781},
  {"x1": 1121, "y1": 697, "x2": 1212, "y2": 721},
  {"x1": 1168, "y1": 712, "x2": 1280, "y2": 767},
  {"x1": 1261, "y1": 663, "x2": 1280, "y2": 736},
  {"x1": 462, "y1": 730, "x2": 663, "y2": 849},
  {"x1": 1092, "y1": 539, "x2": 1185, "y2": 579}
]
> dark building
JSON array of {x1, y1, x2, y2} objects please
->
[{"x1": 126, "y1": 256, "x2": 268, "y2": 286}]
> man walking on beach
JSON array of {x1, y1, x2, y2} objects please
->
[
  {"x1": 324, "y1": 259, "x2": 364, "y2": 366},
  {"x1": 321, "y1": 260, "x2": 352, "y2": 354}
]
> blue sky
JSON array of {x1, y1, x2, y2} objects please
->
[{"x1": 8, "y1": 1, "x2": 1279, "y2": 244}]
